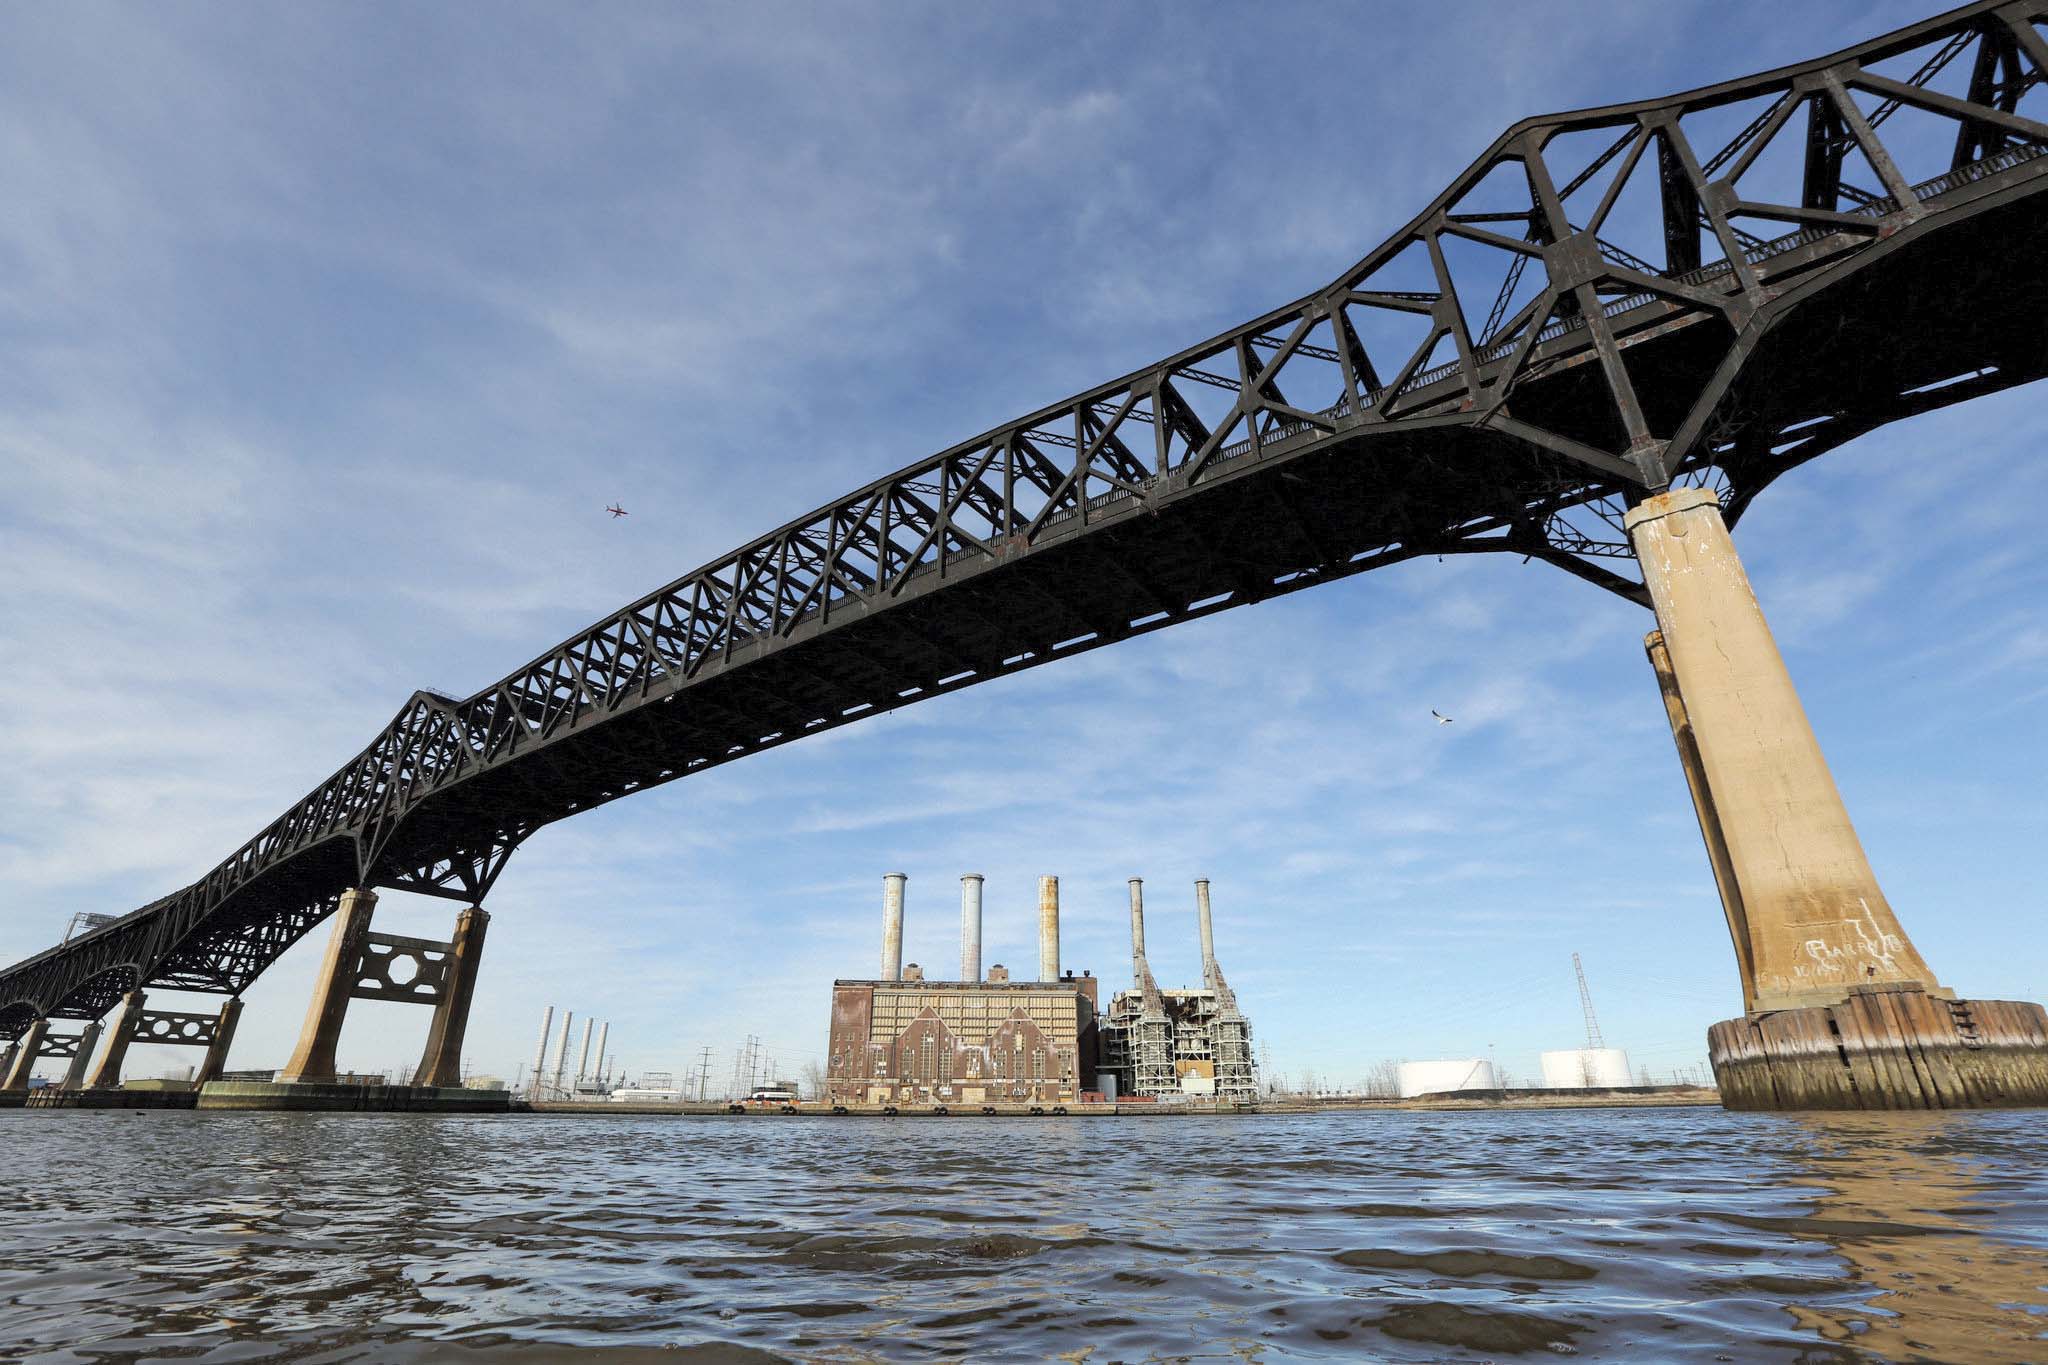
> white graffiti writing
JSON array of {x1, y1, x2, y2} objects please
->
[{"x1": 1787, "y1": 898, "x2": 1905, "y2": 983}]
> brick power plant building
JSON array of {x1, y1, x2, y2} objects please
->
[{"x1": 825, "y1": 874, "x2": 1256, "y2": 1106}]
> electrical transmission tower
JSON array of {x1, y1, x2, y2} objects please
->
[{"x1": 1574, "y1": 953, "x2": 1604, "y2": 1049}]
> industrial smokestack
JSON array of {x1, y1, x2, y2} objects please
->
[
  {"x1": 960, "y1": 874, "x2": 983, "y2": 983},
  {"x1": 881, "y1": 872, "x2": 906, "y2": 981},
  {"x1": 594, "y1": 1021, "x2": 610, "y2": 1085},
  {"x1": 551, "y1": 1010, "x2": 574, "y2": 1093},
  {"x1": 576, "y1": 1017, "x2": 595, "y2": 1084},
  {"x1": 1037, "y1": 875, "x2": 1061, "y2": 981},
  {"x1": 1128, "y1": 878, "x2": 1148, "y2": 983},
  {"x1": 529, "y1": 1005, "x2": 554, "y2": 1097},
  {"x1": 1196, "y1": 878, "x2": 1217, "y2": 968}
]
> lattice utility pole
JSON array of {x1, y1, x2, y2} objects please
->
[{"x1": 1574, "y1": 953, "x2": 1605, "y2": 1049}]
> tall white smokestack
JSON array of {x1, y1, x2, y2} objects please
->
[
  {"x1": 960, "y1": 874, "x2": 983, "y2": 982},
  {"x1": 1128, "y1": 878, "x2": 1148, "y2": 982},
  {"x1": 1196, "y1": 878, "x2": 1217, "y2": 968},
  {"x1": 529, "y1": 1005, "x2": 554, "y2": 1097},
  {"x1": 1038, "y1": 875, "x2": 1061, "y2": 981},
  {"x1": 594, "y1": 1021, "x2": 610, "y2": 1085},
  {"x1": 881, "y1": 873, "x2": 906, "y2": 980},
  {"x1": 576, "y1": 1017, "x2": 595, "y2": 1084},
  {"x1": 551, "y1": 1010, "x2": 574, "y2": 1093}
]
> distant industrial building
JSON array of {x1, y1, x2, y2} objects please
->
[
  {"x1": 524, "y1": 1006, "x2": 617, "y2": 1100},
  {"x1": 825, "y1": 873, "x2": 1259, "y2": 1106},
  {"x1": 1097, "y1": 880, "x2": 1257, "y2": 1102},
  {"x1": 827, "y1": 874, "x2": 1100, "y2": 1106}
]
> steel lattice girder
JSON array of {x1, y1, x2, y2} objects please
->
[{"x1": 7, "y1": 0, "x2": 2048, "y2": 1034}]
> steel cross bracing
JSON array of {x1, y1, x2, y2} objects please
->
[{"x1": 8, "y1": 0, "x2": 2048, "y2": 1034}]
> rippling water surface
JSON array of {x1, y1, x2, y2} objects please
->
[{"x1": 4, "y1": 1106, "x2": 2046, "y2": 1362}]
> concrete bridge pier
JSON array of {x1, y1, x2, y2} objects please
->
[
  {"x1": 86, "y1": 990, "x2": 149, "y2": 1089},
  {"x1": 205, "y1": 888, "x2": 502, "y2": 1110},
  {"x1": 59, "y1": 1021, "x2": 103, "y2": 1090},
  {"x1": 276, "y1": 887, "x2": 379, "y2": 1084},
  {"x1": 193, "y1": 999, "x2": 243, "y2": 1086},
  {"x1": 2, "y1": 1018, "x2": 48, "y2": 1092},
  {"x1": 413, "y1": 906, "x2": 487, "y2": 1088},
  {"x1": 1628, "y1": 486, "x2": 2048, "y2": 1110}
]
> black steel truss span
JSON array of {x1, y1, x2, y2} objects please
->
[{"x1": 8, "y1": 1, "x2": 2048, "y2": 1035}]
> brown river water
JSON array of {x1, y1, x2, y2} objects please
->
[{"x1": 1, "y1": 1106, "x2": 2044, "y2": 1363}]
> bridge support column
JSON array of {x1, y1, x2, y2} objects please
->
[
  {"x1": 1645, "y1": 632, "x2": 1757, "y2": 1013},
  {"x1": 193, "y1": 999, "x2": 243, "y2": 1086},
  {"x1": 277, "y1": 888, "x2": 377, "y2": 1084},
  {"x1": 414, "y1": 907, "x2": 488, "y2": 1088},
  {"x1": 87, "y1": 991, "x2": 147, "y2": 1089},
  {"x1": 60, "y1": 1021, "x2": 103, "y2": 1090},
  {"x1": 2, "y1": 1018, "x2": 48, "y2": 1091},
  {"x1": 1628, "y1": 487, "x2": 2048, "y2": 1109}
]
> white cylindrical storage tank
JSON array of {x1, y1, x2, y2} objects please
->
[
  {"x1": 1540, "y1": 1048, "x2": 1633, "y2": 1089},
  {"x1": 1396, "y1": 1058, "x2": 1500, "y2": 1099}
]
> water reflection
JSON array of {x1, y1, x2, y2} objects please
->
[{"x1": 1779, "y1": 1113, "x2": 2048, "y2": 1360}]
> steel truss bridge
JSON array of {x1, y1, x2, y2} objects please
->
[{"x1": 8, "y1": 1, "x2": 2048, "y2": 1036}]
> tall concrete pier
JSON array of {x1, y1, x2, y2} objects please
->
[
  {"x1": 278, "y1": 888, "x2": 381, "y2": 1084},
  {"x1": 1, "y1": 1017, "x2": 48, "y2": 1091},
  {"x1": 1629, "y1": 487, "x2": 2048, "y2": 1109},
  {"x1": 59, "y1": 1021, "x2": 102, "y2": 1090},
  {"x1": 85, "y1": 991, "x2": 147, "y2": 1089},
  {"x1": 414, "y1": 907, "x2": 488, "y2": 1088}
]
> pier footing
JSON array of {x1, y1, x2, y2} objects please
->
[
  {"x1": 1709, "y1": 986, "x2": 2048, "y2": 1110},
  {"x1": 195, "y1": 1081, "x2": 511, "y2": 1113},
  {"x1": 27, "y1": 1085, "x2": 198, "y2": 1110}
]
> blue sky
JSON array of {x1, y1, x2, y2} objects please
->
[{"x1": 3, "y1": 1, "x2": 2042, "y2": 1092}]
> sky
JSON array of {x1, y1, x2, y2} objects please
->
[{"x1": 2, "y1": 1, "x2": 2042, "y2": 1095}]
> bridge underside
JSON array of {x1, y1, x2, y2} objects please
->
[{"x1": 392, "y1": 180, "x2": 2048, "y2": 867}]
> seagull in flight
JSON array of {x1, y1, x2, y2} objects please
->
[
  {"x1": 605, "y1": 503, "x2": 629, "y2": 519},
  {"x1": 1432, "y1": 709, "x2": 1454, "y2": 725}
]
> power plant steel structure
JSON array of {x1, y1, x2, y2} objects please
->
[{"x1": 6, "y1": 2, "x2": 2048, "y2": 1110}]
